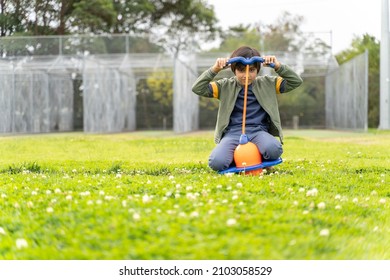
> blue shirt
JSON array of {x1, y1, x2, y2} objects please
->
[{"x1": 228, "y1": 84, "x2": 270, "y2": 131}]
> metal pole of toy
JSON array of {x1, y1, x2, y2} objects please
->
[{"x1": 242, "y1": 64, "x2": 249, "y2": 135}]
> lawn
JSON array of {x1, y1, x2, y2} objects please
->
[{"x1": 0, "y1": 130, "x2": 389, "y2": 259}]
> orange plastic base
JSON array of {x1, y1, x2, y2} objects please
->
[{"x1": 233, "y1": 142, "x2": 262, "y2": 175}]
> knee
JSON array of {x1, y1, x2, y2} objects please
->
[
  {"x1": 208, "y1": 156, "x2": 231, "y2": 171},
  {"x1": 261, "y1": 142, "x2": 283, "y2": 160}
]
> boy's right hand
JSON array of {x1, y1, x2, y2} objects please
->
[{"x1": 212, "y1": 57, "x2": 229, "y2": 73}]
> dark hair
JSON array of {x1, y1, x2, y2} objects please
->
[{"x1": 230, "y1": 46, "x2": 261, "y2": 73}]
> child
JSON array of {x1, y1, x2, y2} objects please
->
[{"x1": 192, "y1": 46, "x2": 303, "y2": 172}]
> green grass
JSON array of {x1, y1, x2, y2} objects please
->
[{"x1": 0, "y1": 130, "x2": 389, "y2": 260}]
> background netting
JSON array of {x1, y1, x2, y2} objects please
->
[
  {"x1": 0, "y1": 34, "x2": 366, "y2": 134},
  {"x1": 325, "y1": 51, "x2": 368, "y2": 130}
]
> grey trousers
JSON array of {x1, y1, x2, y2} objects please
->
[{"x1": 208, "y1": 127, "x2": 283, "y2": 171}]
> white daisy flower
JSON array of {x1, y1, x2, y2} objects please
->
[
  {"x1": 226, "y1": 218, "x2": 237, "y2": 226},
  {"x1": 186, "y1": 193, "x2": 196, "y2": 200},
  {"x1": 132, "y1": 213, "x2": 141, "y2": 220},
  {"x1": 190, "y1": 211, "x2": 199, "y2": 218},
  {"x1": 178, "y1": 212, "x2": 187, "y2": 218},
  {"x1": 16, "y1": 238, "x2": 28, "y2": 249},
  {"x1": 319, "y1": 229, "x2": 330, "y2": 237},
  {"x1": 306, "y1": 188, "x2": 318, "y2": 197},
  {"x1": 317, "y1": 202, "x2": 326, "y2": 209},
  {"x1": 142, "y1": 194, "x2": 151, "y2": 203}
]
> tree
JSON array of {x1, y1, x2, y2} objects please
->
[
  {"x1": 136, "y1": 72, "x2": 173, "y2": 130},
  {"x1": 57, "y1": 0, "x2": 74, "y2": 35},
  {"x1": 336, "y1": 34, "x2": 380, "y2": 128},
  {"x1": 0, "y1": 0, "x2": 30, "y2": 36},
  {"x1": 111, "y1": 0, "x2": 156, "y2": 33},
  {"x1": 148, "y1": 0, "x2": 219, "y2": 56},
  {"x1": 146, "y1": 70, "x2": 173, "y2": 129},
  {"x1": 213, "y1": 12, "x2": 330, "y2": 56},
  {"x1": 69, "y1": 0, "x2": 116, "y2": 34},
  {"x1": 261, "y1": 12, "x2": 305, "y2": 52},
  {"x1": 212, "y1": 25, "x2": 261, "y2": 53},
  {"x1": 1, "y1": 0, "x2": 219, "y2": 56}
]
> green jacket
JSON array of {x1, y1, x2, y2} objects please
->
[{"x1": 192, "y1": 64, "x2": 303, "y2": 144}]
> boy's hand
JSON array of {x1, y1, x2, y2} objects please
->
[
  {"x1": 212, "y1": 57, "x2": 229, "y2": 73},
  {"x1": 262, "y1": 55, "x2": 281, "y2": 70}
]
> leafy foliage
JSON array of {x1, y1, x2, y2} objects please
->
[
  {"x1": 70, "y1": 0, "x2": 116, "y2": 33},
  {"x1": 0, "y1": 0, "x2": 219, "y2": 54},
  {"x1": 148, "y1": 0, "x2": 219, "y2": 55},
  {"x1": 261, "y1": 12, "x2": 305, "y2": 52}
]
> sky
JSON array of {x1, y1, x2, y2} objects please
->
[{"x1": 206, "y1": 0, "x2": 383, "y2": 54}]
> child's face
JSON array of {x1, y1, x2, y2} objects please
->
[{"x1": 234, "y1": 65, "x2": 258, "y2": 86}]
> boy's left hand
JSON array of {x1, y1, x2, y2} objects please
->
[{"x1": 262, "y1": 55, "x2": 281, "y2": 70}]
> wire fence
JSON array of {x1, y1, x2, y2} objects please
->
[
  {"x1": 325, "y1": 51, "x2": 368, "y2": 131},
  {"x1": 0, "y1": 34, "x2": 363, "y2": 134}
]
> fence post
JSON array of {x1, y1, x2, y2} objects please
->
[
  {"x1": 293, "y1": 115, "x2": 299, "y2": 130},
  {"x1": 173, "y1": 54, "x2": 199, "y2": 133}
]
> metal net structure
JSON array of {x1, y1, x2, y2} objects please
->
[
  {"x1": 0, "y1": 35, "x2": 177, "y2": 133},
  {"x1": 173, "y1": 54, "x2": 199, "y2": 133},
  {"x1": 325, "y1": 51, "x2": 368, "y2": 131},
  {"x1": 195, "y1": 50, "x2": 340, "y2": 129},
  {"x1": 0, "y1": 56, "x2": 74, "y2": 133},
  {"x1": 81, "y1": 54, "x2": 136, "y2": 133},
  {"x1": 0, "y1": 34, "x2": 363, "y2": 135}
]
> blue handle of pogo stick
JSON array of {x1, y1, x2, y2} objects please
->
[{"x1": 227, "y1": 56, "x2": 275, "y2": 68}]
